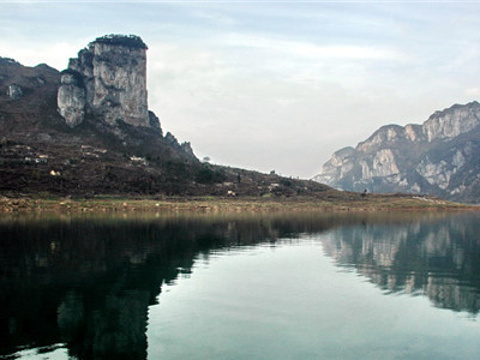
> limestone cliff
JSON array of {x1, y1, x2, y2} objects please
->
[
  {"x1": 1, "y1": 38, "x2": 206, "y2": 196},
  {"x1": 57, "y1": 35, "x2": 152, "y2": 129},
  {"x1": 313, "y1": 101, "x2": 480, "y2": 203}
]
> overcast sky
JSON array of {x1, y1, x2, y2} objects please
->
[{"x1": 2, "y1": 1, "x2": 480, "y2": 178}]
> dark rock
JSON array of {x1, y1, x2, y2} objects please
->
[{"x1": 148, "y1": 110, "x2": 162, "y2": 135}]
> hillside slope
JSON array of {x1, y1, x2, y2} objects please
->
[
  {"x1": 314, "y1": 101, "x2": 480, "y2": 203},
  {"x1": 0, "y1": 36, "x2": 330, "y2": 198}
]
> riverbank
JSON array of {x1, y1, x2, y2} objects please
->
[{"x1": 0, "y1": 191, "x2": 477, "y2": 213}]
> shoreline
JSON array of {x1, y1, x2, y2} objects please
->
[{"x1": 0, "y1": 193, "x2": 478, "y2": 214}]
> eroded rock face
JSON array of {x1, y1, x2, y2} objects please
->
[
  {"x1": 360, "y1": 149, "x2": 400, "y2": 179},
  {"x1": 313, "y1": 101, "x2": 480, "y2": 203},
  {"x1": 7, "y1": 84, "x2": 23, "y2": 100},
  {"x1": 57, "y1": 35, "x2": 150, "y2": 128},
  {"x1": 423, "y1": 103, "x2": 480, "y2": 141},
  {"x1": 57, "y1": 71, "x2": 85, "y2": 127}
]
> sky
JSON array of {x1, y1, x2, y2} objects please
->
[{"x1": 2, "y1": 0, "x2": 480, "y2": 178}]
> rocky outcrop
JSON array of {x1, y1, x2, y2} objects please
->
[
  {"x1": 314, "y1": 101, "x2": 480, "y2": 203},
  {"x1": 57, "y1": 35, "x2": 152, "y2": 129},
  {"x1": 57, "y1": 70, "x2": 85, "y2": 127},
  {"x1": 423, "y1": 103, "x2": 480, "y2": 141},
  {"x1": 6, "y1": 84, "x2": 23, "y2": 100}
]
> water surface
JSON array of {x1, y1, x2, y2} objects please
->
[{"x1": 1, "y1": 212, "x2": 480, "y2": 359}]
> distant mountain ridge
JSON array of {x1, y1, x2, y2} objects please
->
[{"x1": 313, "y1": 101, "x2": 480, "y2": 203}]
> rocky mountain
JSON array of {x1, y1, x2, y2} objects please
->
[
  {"x1": 0, "y1": 34, "x2": 329, "y2": 197},
  {"x1": 314, "y1": 101, "x2": 480, "y2": 203},
  {"x1": 58, "y1": 35, "x2": 150, "y2": 129}
]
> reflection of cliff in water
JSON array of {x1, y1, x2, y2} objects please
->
[
  {"x1": 0, "y1": 213, "x2": 365, "y2": 359},
  {"x1": 321, "y1": 213, "x2": 480, "y2": 314},
  {"x1": 2, "y1": 212, "x2": 477, "y2": 358}
]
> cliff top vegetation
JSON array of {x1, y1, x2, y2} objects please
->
[{"x1": 91, "y1": 34, "x2": 148, "y2": 49}]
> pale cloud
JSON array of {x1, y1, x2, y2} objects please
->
[
  {"x1": 222, "y1": 33, "x2": 404, "y2": 61},
  {"x1": 192, "y1": 9, "x2": 239, "y2": 27}
]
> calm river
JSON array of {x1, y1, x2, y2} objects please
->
[{"x1": 1, "y1": 211, "x2": 480, "y2": 359}]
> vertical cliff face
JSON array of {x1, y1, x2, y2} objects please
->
[
  {"x1": 57, "y1": 35, "x2": 151, "y2": 128},
  {"x1": 313, "y1": 101, "x2": 480, "y2": 203},
  {"x1": 57, "y1": 70, "x2": 86, "y2": 127},
  {"x1": 423, "y1": 103, "x2": 480, "y2": 142}
]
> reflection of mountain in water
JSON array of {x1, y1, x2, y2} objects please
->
[
  {"x1": 0, "y1": 213, "x2": 350, "y2": 359},
  {"x1": 2, "y1": 212, "x2": 480, "y2": 359},
  {"x1": 321, "y1": 214, "x2": 480, "y2": 314}
]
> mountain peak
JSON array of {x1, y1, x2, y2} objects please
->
[
  {"x1": 423, "y1": 101, "x2": 480, "y2": 142},
  {"x1": 314, "y1": 101, "x2": 480, "y2": 203}
]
